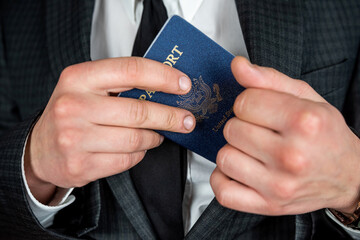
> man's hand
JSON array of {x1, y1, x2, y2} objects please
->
[
  {"x1": 25, "y1": 57, "x2": 195, "y2": 204},
  {"x1": 210, "y1": 57, "x2": 360, "y2": 216}
]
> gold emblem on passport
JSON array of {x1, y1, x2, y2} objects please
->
[{"x1": 177, "y1": 76, "x2": 223, "y2": 122}]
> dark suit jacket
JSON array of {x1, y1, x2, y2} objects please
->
[{"x1": 0, "y1": 0, "x2": 359, "y2": 239}]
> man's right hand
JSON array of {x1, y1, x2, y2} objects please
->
[{"x1": 24, "y1": 57, "x2": 195, "y2": 204}]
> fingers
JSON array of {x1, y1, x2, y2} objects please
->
[
  {"x1": 62, "y1": 57, "x2": 191, "y2": 95},
  {"x1": 233, "y1": 88, "x2": 324, "y2": 133},
  {"x1": 83, "y1": 126, "x2": 164, "y2": 153},
  {"x1": 231, "y1": 56, "x2": 326, "y2": 103},
  {"x1": 211, "y1": 167, "x2": 269, "y2": 215},
  {"x1": 223, "y1": 118, "x2": 282, "y2": 164},
  {"x1": 32, "y1": 57, "x2": 196, "y2": 190},
  {"x1": 86, "y1": 95, "x2": 196, "y2": 133},
  {"x1": 216, "y1": 145, "x2": 269, "y2": 191},
  {"x1": 233, "y1": 89, "x2": 294, "y2": 131}
]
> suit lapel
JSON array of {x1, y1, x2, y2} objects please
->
[
  {"x1": 186, "y1": 199, "x2": 266, "y2": 239},
  {"x1": 107, "y1": 172, "x2": 157, "y2": 239},
  {"x1": 236, "y1": 0, "x2": 304, "y2": 78}
]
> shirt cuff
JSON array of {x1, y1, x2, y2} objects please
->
[
  {"x1": 326, "y1": 209, "x2": 360, "y2": 239},
  {"x1": 21, "y1": 133, "x2": 76, "y2": 228}
]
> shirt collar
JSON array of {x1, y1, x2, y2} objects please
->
[
  {"x1": 122, "y1": 0, "x2": 203, "y2": 23},
  {"x1": 122, "y1": 0, "x2": 143, "y2": 23},
  {"x1": 179, "y1": 0, "x2": 203, "y2": 22}
]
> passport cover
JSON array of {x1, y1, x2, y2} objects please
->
[{"x1": 119, "y1": 16, "x2": 245, "y2": 163}]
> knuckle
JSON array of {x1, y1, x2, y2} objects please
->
[
  {"x1": 294, "y1": 80, "x2": 311, "y2": 97},
  {"x1": 128, "y1": 130, "x2": 143, "y2": 151},
  {"x1": 129, "y1": 101, "x2": 148, "y2": 125},
  {"x1": 57, "y1": 129, "x2": 78, "y2": 150},
  {"x1": 209, "y1": 171, "x2": 216, "y2": 186},
  {"x1": 119, "y1": 152, "x2": 143, "y2": 171},
  {"x1": 292, "y1": 108, "x2": 324, "y2": 136},
  {"x1": 271, "y1": 180, "x2": 296, "y2": 201},
  {"x1": 267, "y1": 67, "x2": 279, "y2": 79},
  {"x1": 209, "y1": 171, "x2": 220, "y2": 191},
  {"x1": 53, "y1": 94, "x2": 79, "y2": 119},
  {"x1": 124, "y1": 57, "x2": 140, "y2": 80},
  {"x1": 59, "y1": 65, "x2": 77, "y2": 83},
  {"x1": 266, "y1": 201, "x2": 283, "y2": 215},
  {"x1": 155, "y1": 134, "x2": 164, "y2": 147},
  {"x1": 223, "y1": 118, "x2": 234, "y2": 140},
  {"x1": 64, "y1": 157, "x2": 83, "y2": 179},
  {"x1": 233, "y1": 90, "x2": 250, "y2": 117},
  {"x1": 118, "y1": 154, "x2": 133, "y2": 171},
  {"x1": 137, "y1": 151, "x2": 147, "y2": 162},
  {"x1": 163, "y1": 111, "x2": 177, "y2": 130},
  {"x1": 280, "y1": 147, "x2": 308, "y2": 174},
  {"x1": 216, "y1": 146, "x2": 231, "y2": 170},
  {"x1": 159, "y1": 66, "x2": 173, "y2": 89},
  {"x1": 216, "y1": 185, "x2": 232, "y2": 207}
]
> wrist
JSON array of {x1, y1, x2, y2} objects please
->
[
  {"x1": 329, "y1": 202, "x2": 360, "y2": 228},
  {"x1": 24, "y1": 130, "x2": 57, "y2": 205},
  {"x1": 330, "y1": 127, "x2": 360, "y2": 226},
  {"x1": 334, "y1": 198, "x2": 360, "y2": 216}
]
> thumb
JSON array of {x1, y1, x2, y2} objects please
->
[{"x1": 231, "y1": 56, "x2": 326, "y2": 103}]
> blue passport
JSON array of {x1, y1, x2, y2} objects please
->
[{"x1": 119, "y1": 16, "x2": 245, "y2": 163}]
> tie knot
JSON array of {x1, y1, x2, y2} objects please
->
[{"x1": 132, "y1": 0, "x2": 168, "y2": 56}]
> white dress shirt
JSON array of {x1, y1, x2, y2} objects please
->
[{"x1": 22, "y1": 0, "x2": 360, "y2": 237}]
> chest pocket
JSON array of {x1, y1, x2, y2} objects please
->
[{"x1": 300, "y1": 59, "x2": 353, "y2": 111}]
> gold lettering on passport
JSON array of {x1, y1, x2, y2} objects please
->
[
  {"x1": 176, "y1": 75, "x2": 223, "y2": 122},
  {"x1": 213, "y1": 84, "x2": 222, "y2": 102},
  {"x1": 225, "y1": 108, "x2": 233, "y2": 117},
  {"x1": 138, "y1": 45, "x2": 183, "y2": 100},
  {"x1": 146, "y1": 90, "x2": 155, "y2": 98},
  {"x1": 163, "y1": 61, "x2": 173, "y2": 67},
  {"x1": 163, "y1": 45, "x2": 183, "y2": 67},
  {"x1": 212, "y1": 108, "x2": 233, "y2": 132},
  {"x1": 139, "y1": 94, "x2": 147, "y2": 100},
  {"x1": 171, "y1": 45, "x2": 183, "y2": 56}
]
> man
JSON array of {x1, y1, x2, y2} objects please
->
[{"x1": 0, "y1": 0, "x2": 359, "y2": 239}]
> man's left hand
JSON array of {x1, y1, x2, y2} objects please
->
[{"x1": 210, "y1": 57, "x2": 360, "y2": 216}]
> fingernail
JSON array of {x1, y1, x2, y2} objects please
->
[
  {"x1": 179, "y1": 76, "x2": 191, "y2": 91},
  {"x1": 159, "y1": 135, "x2": 165, "y2": 143},
  {"x1": 183, "y1": 116, "x2": 194, "y2": 131}
]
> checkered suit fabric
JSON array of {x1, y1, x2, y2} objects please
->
[{"x1": 0, "y1": 0, "x2": 359, "y2": 239}]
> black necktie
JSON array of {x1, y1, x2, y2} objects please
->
[
  {"x1": 131, "y1": 0, "x2": 168, "y2": 57},
  {"x1": 130, "y1": 0, "x2": 186, "y2": 239}
]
